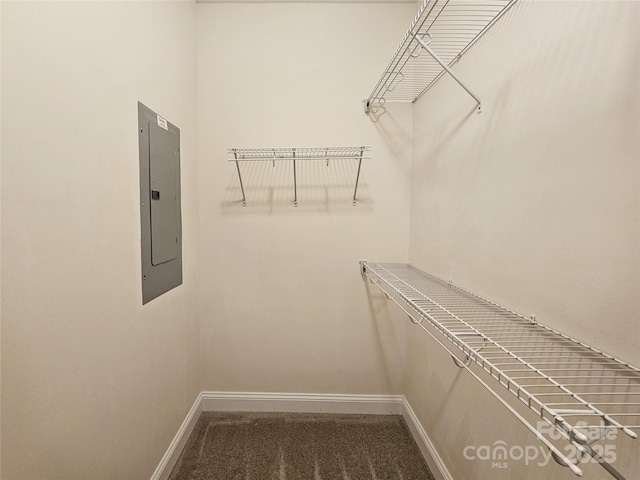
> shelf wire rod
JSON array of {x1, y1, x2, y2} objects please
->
[
  {"x1": 561, "y1": 410, "x2": 640, "y2": 418},
  {"x1": 535, "y1": 392, "x2": 640, "y2": 398},
  {"x1": 511, "y1": 391, "x2": 634, "y2": 398},
  {"x1": 535, "y1": 385, "x2": 640, "y2": 391},
  {"x1": 464, "y1": 346, "x2": 613, "y2": 354},
  {"x1": 457, "y1": 331, "x2": 603, "y2": 339},
  {"x1": 544, "y1": 390, "x2": 640, "y2": 394},
  {"x1": 229, "y1": 155, "x2": 370, "y2": 162},
  {"x1": 497, "y1": 372, "x2": 635, "y2": 379},
  {"x1": 477, "y1": 343, "x2": 632, "y2": 352},
  {"x1": 480, "y1": 348, "x2": 633, "y2": 356},
  {"x1": 512, "y1": 376, "x2": 640, "y2": 383},
  {"x1": 500, "y1": 369, "x2": 638, "y2": 382},
  {"x1": 478, "y1": 350, "x2": 631, "y2": 358},
  {"x1": 478, "y1": 362, "x2": 640, "y2": 370},
  {"x1": 444, "y1": 330, "x2": 557, "y2": 338}
]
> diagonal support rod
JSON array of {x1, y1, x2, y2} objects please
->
[
  {"x1": 233, "y1": 151, "x2": 247, "y2": 207},
  {"x1": 352, "y1": 148, "x2": 364, "y2": 206},
  {"x1": 413, "y1": 32, "x2": 482, "y2": 113}
]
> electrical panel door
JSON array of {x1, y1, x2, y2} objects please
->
[
  {"x1": 149, "y1": 122, "x2": 179, "y2": 266},
  {"x1": 138, "y1": 102, "x2": 182, "y2": 304}
]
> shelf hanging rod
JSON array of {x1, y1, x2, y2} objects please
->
[{"x1": 412, "y1": 32, "x2": 482, "y2": 113}]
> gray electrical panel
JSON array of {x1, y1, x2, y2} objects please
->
[{"x1": 138, "y1": 102, "x2": 182, "y2": 304}]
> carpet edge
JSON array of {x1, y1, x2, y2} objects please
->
[{"x1": 151, "y1": 392, "x2": 452, "y2": 480}]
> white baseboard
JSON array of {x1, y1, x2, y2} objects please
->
[
  {"x1": 150, "y1": 392, "x2": 204, "y2": 480},
  {"x1": 402, "y1": 397, "x2": 453, "y2": 480},
  {"x1": 151, "y1": 391, "x2": 450, "y2": 480},
  {"x1": 200, "y1": 391, "x2": 404, "y2": 414}
]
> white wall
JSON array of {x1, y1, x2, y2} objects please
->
[
  {"x1": 0, "y1": 2, "x2": 3, "y2": 475},
  {"x1": 196, "y1": 2, "x2": 416, "y2": 395},
  {"x1": 1, "y1": 2, "x2": 200, "y2": 479},
  {"x1": 2, "y1": 1, "x2": 638, "y2": 479},
  {"x1": 406, "y1": 1, "x2": 639, "y2": 479}
]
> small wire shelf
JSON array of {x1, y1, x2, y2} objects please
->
[
  {"x1": 229, "y1": 147, "x2": 370, "y2": 162},
  {"x1": 361, "y1": 261, "x2": 640, "y2": 478},
  {"x1": 228, "y1": 147, "x2": 371, "y2": 207},
  {"x1": 364, "y1": 0, "x2": 518, "y2": 114}
]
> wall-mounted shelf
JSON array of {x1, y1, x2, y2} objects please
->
[
  {"x1": 361, "y1": 262, "x2": 640, "y2": 479},
  {"x1": 364, "y1": 0, "x2": 518, "y2": 115},
  {"x1": 228, "y1": 147, "x2": 370, "y2": 207}
]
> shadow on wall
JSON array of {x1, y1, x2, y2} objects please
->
[
  {"x1": 368, "y1": 104, "x2": 413, "y2": 160},
  {"x1": 221, "y1": 158, "x2": 372, "y2": 214},
  {"x1": 362, "y1": 278, "x2": 407, "y2": 393}
]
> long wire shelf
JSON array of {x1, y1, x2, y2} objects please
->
[
  {"x1": 228, "y1": 147, "x2": 370, "y2": 207},
  {"x1": 364, "y1": 0, "x2": 518, "y2": 115},
  {"x1": 361, "y1": 261, "x2": 640, "y2": 478}
]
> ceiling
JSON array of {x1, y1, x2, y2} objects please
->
[{"x1": 196, "y1": 0, "x2": 418, "y2": 4}]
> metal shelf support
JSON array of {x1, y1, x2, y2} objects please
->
[
  {"x1": 232, "y1": 150, "x2": 247, "y2": 207},
  {"x1": 413, "y1": 33, "x2": 482, "y2": 114},
  {"x1": 292, "y1": 150, "x2": 298, "y2": 207},
  {"x1": 352, "y1": 148, "x2": 364, "y2": 206}
]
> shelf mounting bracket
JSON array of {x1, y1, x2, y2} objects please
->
[
  {"x1": 352, "y1": 148, "x2": 364, "y2": 206},
  {"x1": 292, "y1": 149, "x2": 298, "y2": 207},
  {"x1": 232, "y1": 150, "x2": 247, "y2": 207}
]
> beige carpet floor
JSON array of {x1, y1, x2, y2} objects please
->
[{"x1": 168, "y1": 412, "x2": 435, "y2": 480}]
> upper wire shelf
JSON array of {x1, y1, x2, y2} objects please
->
[
  {"x1": 361, "y1": 261, "x2": 640, "y2": 478},
  {"x1": 364, "y1": 0, "x2": 518, "y2": 114},
  {"x1": 229, "y1": 147, "x2": 370, "y2": 162},
  {"x1": 228, "y1": 147, "x2": 371, "y2": 207}
]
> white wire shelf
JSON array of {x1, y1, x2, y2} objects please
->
[
  {"x1": 361, "y1": 261, "x2": 640, "y2": 478},
  {"x1": 228, "y1": 147, "x2": 370, "y2": 207},
  {"x1": 364, "y1": 0, "x2": 518, "y2": 114}
]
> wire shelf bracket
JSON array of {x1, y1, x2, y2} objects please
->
[
  {"x1": 363, "y1": 0, "x2": 518, "y2": 115},
  {"x1": 360, "y1": 261, "x2": 640, "y2": 479},
  {"x1": 228, "y1": 146, "x2": 371, "y2": 207}
]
